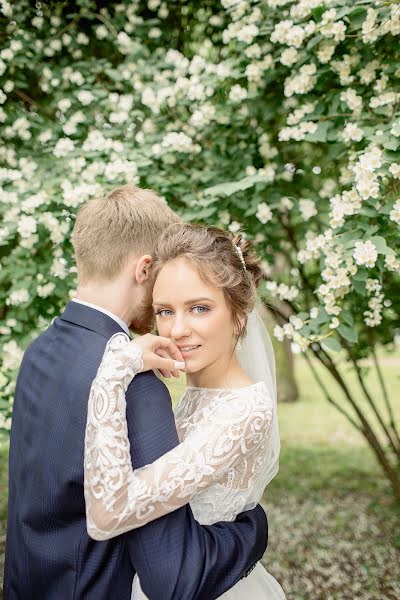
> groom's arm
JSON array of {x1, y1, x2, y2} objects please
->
[{"x1": 124, "y1": 372, "x2": 268, "y2": 600}]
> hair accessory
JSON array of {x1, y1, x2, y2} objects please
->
[{"x1": 234, "y1": 244, "x2": 246, "y2": 272}]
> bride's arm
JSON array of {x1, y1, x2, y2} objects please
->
[{"x1": 84, "y1": 335, "x2": 273, "y2": 540}]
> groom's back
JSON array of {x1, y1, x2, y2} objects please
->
[{"x1": 4, "y1": 310, "x2": 134, "y2": 600}]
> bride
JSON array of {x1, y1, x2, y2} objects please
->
[{"x1": 84, "y1": 223, "x2": 285, "y2": 599}]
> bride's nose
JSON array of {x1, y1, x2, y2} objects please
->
[{"x1": 170, "y1": 314, "x2": 191, "y2": 340}]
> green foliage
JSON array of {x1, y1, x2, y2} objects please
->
[{"x1": 1, "y1": 0, "x2": 400, "y2": 431}]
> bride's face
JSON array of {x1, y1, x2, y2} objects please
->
[{"x1": 152, "y1": 257, "x2": 236, "y2": 378}]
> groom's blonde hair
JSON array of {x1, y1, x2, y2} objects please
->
[{"x1": 72, "y1": 185, "x2": 180, "y2": 284}]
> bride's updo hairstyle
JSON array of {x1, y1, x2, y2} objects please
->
[{"x1": 153, "y1": 223, "x2": 263, "y2": 339}]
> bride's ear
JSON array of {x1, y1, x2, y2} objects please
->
[{"x1": 134, "y1": 254, "x2": 153, "y2": 284}]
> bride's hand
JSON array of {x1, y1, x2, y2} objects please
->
[{"x1": 133, "y1": 334, "x2": 185, "y2": 379}]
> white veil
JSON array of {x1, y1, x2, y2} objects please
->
[{"x1": 236, "y1": 306, "x2": 280, "y2": 496}]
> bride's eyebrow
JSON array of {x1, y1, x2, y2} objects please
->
[{"x1": 153, "y1": 297, "x2": 215, "y2": 307}]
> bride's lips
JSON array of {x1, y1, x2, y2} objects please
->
[{"x1": 177, "y1": 345, "x2": 201, "y2": 357}]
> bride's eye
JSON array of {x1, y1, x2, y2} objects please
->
[
  {"x1": 192, "y1": 305, "x2": 210, "y2": 314},
  {"x1": 155, "y1": 309, "x2": 174, "y2": 317}
]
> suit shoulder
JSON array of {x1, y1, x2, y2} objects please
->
[{"x1": 127, "y1": 370, "x2": 170, "y2": 398}]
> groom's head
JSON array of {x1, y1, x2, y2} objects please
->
[{"x1": 71, "y1": 184, "x2": 179, "y2": 332}]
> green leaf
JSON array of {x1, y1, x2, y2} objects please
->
[
  {"x1": 340, "y1": 311, "x2": 354, "y2": 326},
  {"x1": 321, "y1": 337, "x2": 341, "y2": 352},
  {"x1": 311, "y1": 308, "x2": 330, "y2": 327},
  {"x1": 299, "y1": 324, "x2": 311, "y2": 337},
  {"x1": 309, "y1": 307, "x2": 330, "y2": 332},
  {"x1": 369, "y1": 236, "x2": 396, "y2": 256},
  {"x1": 359, "y1": 207, "x2": 377, "y2": 217},
  {"x1": 338, "y1": 323, "x2": 358, "y2": 344},
  {"x1": 203, "y1": 174, "x2": 271, "y2": 197},
  {"x1": 303, "y1": 121, "x2": 331, "y2": 143},
  {"x1": 382, "y1": 137, "x2": 400, "y2": 151},
  {"x1": 353, "y1": 280, "x2": 366, "y2": 294},
  {"x1": 353, "y1": 268, "x2": 368, "y2": 281}
]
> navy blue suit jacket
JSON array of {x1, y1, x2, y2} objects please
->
[{"x1": 4, "y1": 301, "x2": 268, "y2": 599}]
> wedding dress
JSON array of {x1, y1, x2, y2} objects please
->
[{"x1": 84, "y1": 332, "x2": 285, "y2": 599}]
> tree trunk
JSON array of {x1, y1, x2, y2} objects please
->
[{"x1": 258, "y1": 303, "x2": 299, "y2": 403}]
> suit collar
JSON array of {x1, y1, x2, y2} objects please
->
[{"x1": 59, "y1": 301, "x2": 129, "y2": 340}]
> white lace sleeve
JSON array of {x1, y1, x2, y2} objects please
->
[{"x1": 84, "y1": 334, "x2": 273, "y2": 541}]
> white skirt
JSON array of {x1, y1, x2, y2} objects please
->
[{"x1": 132, "y1": 562, "x2": 285, "y2": 599}]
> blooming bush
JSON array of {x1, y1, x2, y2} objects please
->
[{"x1": 0, "y1": 0, "x2": 399, "y2": 494}]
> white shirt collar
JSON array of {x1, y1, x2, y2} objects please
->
[{"x1": 71, "y1": 298, "x2": 130, "y2": 336}]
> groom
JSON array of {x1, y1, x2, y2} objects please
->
[{"x1": 4, "y1": 185, "x2": 268, "y2": 600}]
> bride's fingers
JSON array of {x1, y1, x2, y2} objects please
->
[
  {"x1": 152, "y1": 354, "x2": 186, "y2": 374},
  {"x1": 153, "y1": 336, "x2": 184, "y2": 363},
  {"x1": 155, "y1": 348, "x2": 177, "y2": 378}
]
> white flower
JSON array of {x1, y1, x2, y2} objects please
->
[
  {"x1": 161, "y1": 131, "x2": 198, "y2": 153},
  {"x1": 4, "y1": 79, "x2": 13, "y2": 93},
  {"x1": 273, "y1": 325, "x2": 285, "y2": 342},
  {"x1": 340, "y1": 88, "x2": 362, "y2": 114},
  {"x1": 39, "y1": 129, "x2": 53, "y2": 144},
  {"x1": 96, "y1": 25, "x2": 108, "y2": 39},
  {"x1": 390, "y1": 121, "x2": 400, "y2": 137},
  {"x1": 358, "y1": 147, "x2": 382, "y2": 171},
  {"x1": 53, "y1": 137, "x2": 75, "y2": 158},
  {"x1": 237, "y1": 24, "x2": 259, "y2": 44},
  {"x1": 310, "y1": 307, "x2": 319, "y2": 319},
  {"x1": 51, "y1": 257, "x2": 67, "y2": 279},
  {"x1": 256, "y1": 202, "x2": 273, "y2": 224},
  {"x1": 389, "y1": 163, "x2": 400, "y2": 179},
  {"x1": 77, "y1": 33, "x2": 89, "y2": 45},
  {"x1": 317, "y1": 43, "x2": 336, "y2": 64},
  {"x1": 37, "y1": 282, "x2": 56, "y2": 298},
  {"x1": 289, "y1": 315, "x2": 304, "y2": 330},
  {"x1": 69, "y1": 71, "x2": 84, "y2": 86},
  {"x1": 104, "y1": 159, "x2": 139, "y2": 183},
  {"x1": 385, "y1": 255, "x2": 400, "y2": 272},
  {"x1": 117, "y1": 32, "x2": 132, "y2": 52},
  {"x1": 82, "y1": 129, "x2": 113, "y2": 152},
  {"x1": 342, "y1": 123, "x2": 363, "y2": 144},
  {"x1": 1, "y1": 48, "x2": 13, "y2": 61},
  {"x1": 7, "y1": 289, "x2": 29, "y2": 306},
  {"x1": 370, "y1": 91, "x2": 399, "y2": 109},
  {"x1": 284, "y1": 64, "x2": 317, "y2": 97},
  {"x1": 280, "y1": 47, "x2": 298, "y2": 67},
  {"x1": 57, "y1": 98, "x2": 72, "y2": 113},
  {"x1": 299, "y1": 199, "x2": 317, "y2": 220},
  {"x1": 77, "y1": 90, "x2": 94, "y2": 105},
  {"x1": 2, "y1": 340, "x2": 23, "y2": 370},
  {"x1": 228, "y1": 221, "x2": 241, "y2": 233},
  {"x1": 283, "y1": 323, "x2": 294, "y2": 338},
  {"x1": 389, "y1": 200, "x2": 400, "y2": 225},
  {"x1": 229, "y1": 85, "x2": 247, "y2": 103},
  {"x1": 329, "y1": 317, "x2": 340, "y2": 329},
  {"x1": 266, "y1": 281, "x2": 299, "y2": 301},
  {"x1": 18, "y1": 215, "x2": 37, "y2": 238},
  {"x1": 353, "y1": 240, "x2": 378, "y2": 268}
]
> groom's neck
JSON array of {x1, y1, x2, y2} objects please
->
[{"x1": 76, "y1": 280, "x2": 132, "y2": 325}]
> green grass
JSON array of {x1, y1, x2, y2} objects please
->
[{"x1": 1, "y1": 351, "x2": 399, "y2": 598}]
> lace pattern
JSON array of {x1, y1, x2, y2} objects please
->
[{"x1": 84, "y1": 333, "x2": 273, "y2": 541}]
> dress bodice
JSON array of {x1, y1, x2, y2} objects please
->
[{"x1": 174, "y1": 382, "x2": 273, "y2": 524}]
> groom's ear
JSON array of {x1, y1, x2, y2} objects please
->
[{"x1": 134, "y1": 254, "x2": 153, "y2": 284}]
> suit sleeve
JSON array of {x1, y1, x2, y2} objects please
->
[{"x1": 122, "y1": 372, "x2": 268, "y2": 600}]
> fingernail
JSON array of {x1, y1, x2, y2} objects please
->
[{"x1": 174, "y1": 361, "x2": 185, "y2": 370}]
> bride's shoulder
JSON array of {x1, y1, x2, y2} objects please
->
[{"x1": 217, "y1": 381, "x2": 273, "y2": 413}]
